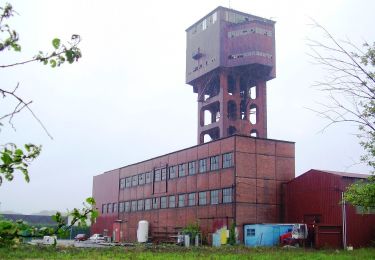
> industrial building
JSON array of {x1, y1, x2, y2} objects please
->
[
  {"x1": 91, "y1": 6, "x2": 375, "y2": 247},
  {"x1": 92, "y1": 135, "x2": 294, "y2": 242},
  {"x1": 91, "y1": 6, "x2": 294, "y2": 243},
  {"x1": 285, "y1": 169, "x2": 375, "y2": 248}
]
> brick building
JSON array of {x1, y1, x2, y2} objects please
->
[
  {"x1": 92, "y1": 135, "x2": 294, "y2": 242},
  {"x1": 91, "y1": 6, "x2": 295, "y2": 243}
]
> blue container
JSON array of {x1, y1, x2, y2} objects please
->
[
  {"x1": 212, "y1": 233, "x2": 221, "y2": 247},
  {"x1": 244, "y1": 224, "x2": 293, "y2": 247}
]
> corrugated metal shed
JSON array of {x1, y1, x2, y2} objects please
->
[{"x1": 285, "y1": 169, "x2": 375, "y2": 248}]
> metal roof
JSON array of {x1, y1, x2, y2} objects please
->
[{"x1": 313, "y1": 169, "x2": 370, "y2": 179}]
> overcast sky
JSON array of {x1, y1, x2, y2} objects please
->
[{"x1": 1, "y1": 0, "x2": 374, "y2": 214}]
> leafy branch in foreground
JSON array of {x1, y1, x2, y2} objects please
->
[
  {"x1": 0, "y1": 3, "x2": 82, "y2": 184},
  {"x1": 0, "y1": 143, "x2": 41, "y2": 186}
]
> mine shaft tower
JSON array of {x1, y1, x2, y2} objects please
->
[{"x1": 186, "y1": 6, "x2": 276, "y2": 144}]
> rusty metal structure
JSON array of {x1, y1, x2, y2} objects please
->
[
  {"x1": 285, "y1": 169, "x2": 375, "y2": 248},
  {"x1": 91, "y1": 6, "x2": 295, "y2": 244},
  {"x1": 185, "y1": 7, "x2": 275, "y2": 144}
]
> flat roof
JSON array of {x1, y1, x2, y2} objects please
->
[{"x1": 185, "y1": 6, "x2": 275, "y2": 32}]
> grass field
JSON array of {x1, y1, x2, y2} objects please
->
[{"x1": 0, "y1": 244, "x2": 374, "y2": 259}]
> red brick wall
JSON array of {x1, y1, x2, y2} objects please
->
[{"x1": 235, "y1": 136, "x2": 295, "y2": 242}]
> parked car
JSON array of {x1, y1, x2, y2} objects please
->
[
  {"x1": 89, "y1": 233, "x2": 105, "y2": 242},
  {"x1": 74, "y1": 234, "x2": 88, "y2": 241}
]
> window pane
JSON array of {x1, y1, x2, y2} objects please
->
[
  {"x1": 119, "y1": 202, "x2": 125, "y2": 212},
  {"x1": 120, "y1": 178, "x2": 125, "y2": 189},
  {"x1": 137, "y1": 200, "x2": 144, "y2": 211},
  {"x1": 132, "y1": 175, "x2": 138, "y2": 186},
  {"x1": 199, "y1": 159, "x2": 207, "y2": 173},
  {"x1": 178, "y1": 164, "x2": 186, "y2": 177},
  {"x1": 155, "y1": 169, "x2": 161, "y2": 182},
  {"x1": 161, "y1": 196, "x2": 167, "y2": 209},
  {"x1": 199, "y1": 192, "x2": 207, "y2": 205},
  {"x1": 153, "y1": 198, "x2": 159, "y2": 209},
  {"x1": 210, "y1": 156, "x2": 219, "y2": 171},
  {"x1": 211, "y1": 190, "x2": 219, "y2": 205},
  {"x1": 113, "y1": 203, "x2": 118, "y2": 212},
  {"x1": 223, "y1": 188, "x2": 233, "y2": 203},
  {"x1": 125, "y1": 177, "x2": 131, "y2": 188},
  {"x1": 188, "y1": 161, "x2": 196, "y2": 175},
  {"x1": 139, "y1": 173, "x2": 145, "y2": 185},
  {"x1": 131, "y1": 201, "x2": 137, "y2": 212},
  {"x1": 178, "y1": 194, "x2": 185, "y2": 207},
  {"x1": 145, "y1": 199, "x2": 151, "y2": 210},
  {"x1": 125, "y1": 202, "x2": 130, "y2": 212},
  {"x1": 169, "y1": 196, "x2": 176, "y2": 208},
  {"x1": 102, "y1": 204, "x2": 107, "y2": 214},
  {"x1": 161, "y1": 168, "x2": 167, "y2": 180},
  {"x1": 169, "y1": 166, "x2": 177, "y2": 179},
  {"x1": 223, "y1": 153, "x2": 233, "y2": 168},
  {"x1": 188, "y1": 193, "x2": 196, "y2": 206},
  {"x1": 146, "y1": 172, "x2": 152, "y2": 183}
]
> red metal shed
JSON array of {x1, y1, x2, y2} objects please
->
[{"x1": 285, "y1": 169, "x2": 375, "y2": 248}]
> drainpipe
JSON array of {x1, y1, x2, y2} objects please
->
[{"x1": 341, "y1": 192, "x2": 347, "y2": 249}]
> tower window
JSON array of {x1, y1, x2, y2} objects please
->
[
  {"x1": 227, "y1": 101, "x2": 237, "y2": 120},
  {"x1": 250, "y1": 129, "x2": 258, "y2": 137},
  {"x1": 249, "y1": 85, "x2": 257, "y2": 99},
  {"x1": 249, "y1": 104, "x2": 257, "y2": 124},
  {"x1": 227, "y1": 75, "x2": 236, "y2": 95},
  {"x1": 228, "y1": 126, "x2": 237, "y2": 136},
  {"x1": 203, "y1": 134, "x2": 212, "y2": 143}
]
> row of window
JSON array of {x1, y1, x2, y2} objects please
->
[
  {"x1": 102, "y1": 187, "x2": 233, "y2": 214},
  {"x1": 119, "y1": 153, "x2": 233, "y2": 190}
]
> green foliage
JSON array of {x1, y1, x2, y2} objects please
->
[
  {"x1": 182, "y1": 221, "x2": 200, "y2": 241},
  {"x1": 35, "y1": 34, "x2": 82, "y2": 68},
  {"x1": 228, "y1": 222, "x2": 236, "y2": 245},
  {"x1": 0, "y1": 144, "x2": 41, "y2": 186},
  {"x1": 0, "y1": 3, "x2": 21, "y2": 52},
  {"x1": 0, "y1": 197, "x2": 97, "y2": 247},
  {"x1": 344, "y1": 175, "x2": 375, "y2": 210}
]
